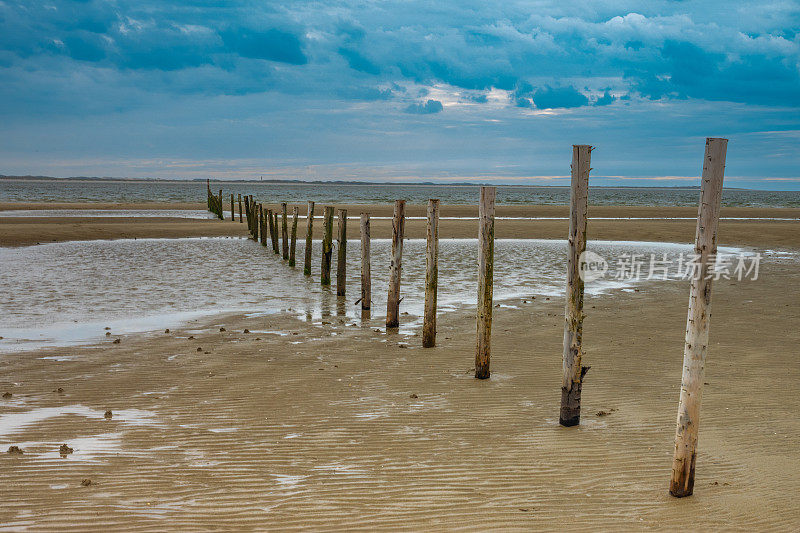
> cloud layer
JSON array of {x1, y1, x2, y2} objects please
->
[{"x1": 0, "y1": 0, "x2": 798, "y2": 186}]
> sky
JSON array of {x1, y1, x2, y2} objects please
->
[{"x1": 0, "y1": 0, "x2": 798, "y2": 189}]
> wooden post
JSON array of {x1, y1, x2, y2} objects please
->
[
  {"x1": 261, "y1": 205, "x2": 269, "y2": 247},
  {"x1": 304, "y1": 201, "x2": 315, "y2": 276},
  {"x1": 475, "y1": 187, "x2": 495, "y2": 379},
  {"x1": 218, "y1": 189, "x2": 223, "y2": 220},
  {"x1": 386, "y1": 200, "x2": 406, "y2": 329},
  {"x1": 267, "y1": 209, "x2": 275, "y2": 252},
  {"x1": 272, "y1": 212, "x2": 280, "y2": 254},
  {"x1": 244, "y1": 196, "x2": 250, "y2": 234},
  {"x1": 251, "y1": 200, "x2": 259, "y2": 241},
  {"x1": 289, "y1": 206, "x2": 299, "y2": 267},
  {"x1": 231, "y1": 194, "x2": 235, "y2": 221},
  {"x1": 560, "y1": 145, "x2": 591, "y2": 424},
  {"x1": 281, "y1": 202, "x2": 289, "y2": 260},
  {"x1": 238, "y1": 194, "x2": 243, "y2": 223},
  {"x1": 320, "y1": 206, "x2": 334, "y2": 285},
  {"x1": 423, "y1": 199, "x2": 440, "y2": 348},
  {"x1": 360, "y1": 214, "x2": 370, "y2": 310},
  {"x1": 669, "y1": 138, "x2": 728, "y2": 498},
  {"x1": 337, "y1": 209, "x2": 347, "y2": 296}
]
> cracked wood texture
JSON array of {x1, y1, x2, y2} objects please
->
[
  {"x1": 423, "y1": 199, "x2": 440, "y2": 348},
  {"x1": 386, "y1": 200, "x2": 406, "y2": 329},
  {"x1": 475, "y1": 186, "x2": 495, "y2": 379},
  {"x1": 560, "y1": 145, "x2": 591, "y2": 426},
  {"x1": 670, "y1": 137, "x2": 727, "y2": 498}
]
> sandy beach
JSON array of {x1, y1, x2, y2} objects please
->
[
  {"x1": 1, "y1": 201, "x2": 799, "y2": 530},
  {"x1": 2, "y1": 202, "x2": 800, "y2": 248}
]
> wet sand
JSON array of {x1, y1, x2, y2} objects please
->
[
  {"x1": 1, "y1": 257, "x2": 798, "y2": 530},
  {"x1": 2, "y1": 202, "x2": 800, "y2": 247}
]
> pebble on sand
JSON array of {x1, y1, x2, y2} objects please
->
[
  {"x1": 243, "y1": 329, "x2": 250, "y2": 334},
  {"x1": 54, "y1": 387, "x2": 64, "y2": 394},
  {"x1": 112, "y1": 338, "x2": 121, "y2": 344},
  {"x1": 164, "y1": 329, "x2": 170, "y2": 333},
  {"x1": 2, "y1": 392, "x2": 12, "y2": 399},
  {"x1": 104, "y1": 410, "x2": 113, "y2": 419},
  {"x1": 197, "y1": 347, "x2": 203, "y2": 352},
  {"x1": 81, "y1": 478, "x2": 92, "y2": 486},
  {"x1": 59, "y1": 444, "x2": 74, "y2": 456},
  {"x1": 219, "y1": 327, "x2": 226, "y2": 332},
  {"x1": 7, "y1": 446, "x2": 23, "y2": 455},
  {"x1": 105, "y1": 332, "x2": 111, "y2": 336}
]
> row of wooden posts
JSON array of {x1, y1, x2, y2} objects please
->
[
  {"x1": 204, "y1": 138, "x2": 727, "y2": 498},
  {"x1": 205, "y1": 184, "x2": 225, "y2": 220}
]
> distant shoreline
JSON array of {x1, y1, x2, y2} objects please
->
[{"x1": 0, "y1": 175, "x2": 771, "y2": 191}]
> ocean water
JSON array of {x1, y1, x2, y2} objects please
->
[
  {"x1": 2, "y1": 179, "x2": 800, "y2": 207},
  {"x1": 0, "y1": 237, "x2": 753, "y2": 352}
]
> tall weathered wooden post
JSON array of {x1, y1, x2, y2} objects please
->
[
  {"x1": 281, "y1": 202, "x2": 289, "y2": 260},
  {"x1": 304, "y1": 201, "x2": 315, "y2": 276},
  {"x1": 260, "y1": 204, "x2": 268, "y2": 246},
  {"x1": 272, "y1": 212, "x2": 280, "y2": 254},
  {"x1": 475, "y1": 187, "x2": 495, "y2": 379},
  {"x1": 360, "y1": 214, "x2": 371, "y2": 310},
  {"x1": 423, "y1": 199, "x2": 440, "y2": 348},
  {"x1": 320, "y1": 206, "x2": 334, "y2": 285},
  {"x1": 337, "y1": 209, "x2": 347, "y2": 296},
  {"x1": 238, "y1": 194, "x2": 243, "y2": 223},
  {"x1": 669, "y1": 138, "x2": 728, "y2": 498},
  {"x1": 386, "y1": 200, "x2": 406, "y2": 329},
  {"x1": 289, "y1": 206, "x2": 299, "y2": 267},
  {"x1": 218, "y1": 190, "x2": 224, "y2": 220},
  {"x1": 230, "y1": 194, "x2": 235, "y2": 221},
  {"x1": 560, "y1": 145, "x2": 592, "y2": 426}
]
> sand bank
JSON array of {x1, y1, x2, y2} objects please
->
[
  {"x1": 1, "y1": 258, "x2": 798, "y2": 529},
  {"x1": 2, "y1": 203, "x2": 800, "y2": 247}
]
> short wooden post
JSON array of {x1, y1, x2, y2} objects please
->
[
  {"x1": 289, "y1": 206, "x2": 299, "y2": 267},
  {"x1": 386, "y1": 200, "x2": 406, "y2": 328},
  {"x1": 303, "y1": 201, "x2": 315, "y2": 276},
  {"x1": 337, "y1": 209, "x2": 347, "y2": 296},
  {"x1": 360, "y1": 214, "x2": 370, "y2": 310},
  {"x1": 251, "y1": 200, "x2": 259, "y2": 241},
  {"x1": 475, "y1": 187, "x2": 495, "y2": 379},
  {"x1": 560, "y1": 145, "x2": 592, "y2": 426},
  {"x1": 281, "y1": 202, "x2": 289, "y2": 260},
  {"x1": 238, "y1": 194, "x2": 243, "y2": 223},
  {"x1": 218, "y1": 189, "x2": 224, "y2": 220},
  {"x1": 423, "y1": 199, "x2": 440, "y2": 348},
  {"x1": 669, "y1": 138, "x2": 728, "y2": 498},
  {"x1": 320, "y1": 206, "x2": 334, "y2": 285}
]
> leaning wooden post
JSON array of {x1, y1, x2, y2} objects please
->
[
  {"x1": 360, "y1": 214, "x2": 371, "y2": 310},
  {"x1": 386, "y1": 200, "x2": 406, "y2": 329},
  {"x1": 669, "y1": 138, "x2": 728, "y2": 498},
  {"x1": 281, "y1": 202, "x2": 289, "y2": 260},
  {"x1": 303, "y1": 201, "x2": 315, "y2": 276},
  {"x1": 289, "y1": 206, "x2": 299, "y2": 267},
  {"x1": 475, "y1": 187, "x2": 495, "y2": 379},
  {"x1": 560, "y1": 145, "x2": 591, "y2": 424},
  {"x1": 423, "y1": 199, "x2": 440, "y2": 348},
  {"x1": 336, "y1": 209, "x2": 347, "y2": 296},
  {"x1": 238, "y1": 194, "x2": 243, "y2": 223},
  {"x1": 320, "y1": 206, "x2": 334, "y2": 285}
]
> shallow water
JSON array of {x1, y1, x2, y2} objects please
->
[
  {"x1": 3, "y1": 179, "x2": 800, "y2": 207},
  {"x1": 0, "y1": 237, "x2": 750, "y2": 351}
]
